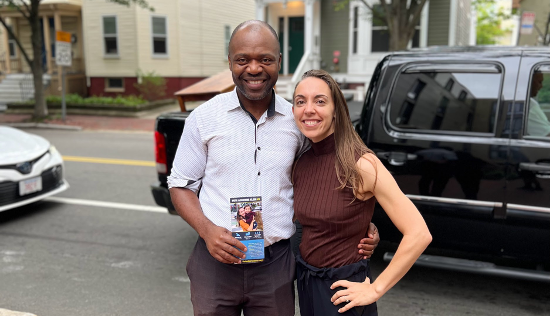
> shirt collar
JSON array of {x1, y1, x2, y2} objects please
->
[{"x1": 228, "y1": 88, "x2": 283, "y2": 118}]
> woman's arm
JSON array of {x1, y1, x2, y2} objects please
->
[
  {"x1": 239, "y1": 220, "x2": 250, "y2": 231},
  {"x1": 331, "y1": 154, "x2": 432, "y2": 312}
]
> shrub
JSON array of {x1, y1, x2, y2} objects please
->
[
  {"x1": 134, "y1": 70, "x2": 167, "y2": 101},
  {"x1": 44, "y1": 94, "x2": 147, "y2": 106}
]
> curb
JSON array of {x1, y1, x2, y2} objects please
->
[
  {"x1": 0, "y1": 309, "x2": 37, "y2": 316},
  {"x1": 3, "y1": 122, "x2": 83, "y2": 131}
]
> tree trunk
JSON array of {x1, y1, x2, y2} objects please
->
[
  {"x1": 30, "y1": 0, "x2": 47, "y2": 118},
  {"x1": 388, "y1": 26, "x2": 410, "y2": 51}
]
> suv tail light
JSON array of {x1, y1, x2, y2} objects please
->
[{"x1": 154, "y1": 131, "x2": 167, "y2": 174}]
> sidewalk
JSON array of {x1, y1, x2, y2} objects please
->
[{"x1": 0, "y1": 102, "x2": 182, "y2": 132}]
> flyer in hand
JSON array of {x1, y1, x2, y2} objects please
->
[{"x1": 230, "y1": 196, "x2": 264, "y2": 263}]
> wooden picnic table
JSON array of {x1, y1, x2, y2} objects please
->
[{"x1": 174, "y1": 69, "x2": 235, "y2": 111}]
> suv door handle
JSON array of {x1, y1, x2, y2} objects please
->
[
  {"x1": 377, "y1": 152, "x2": 417, "y2": 166},
  {"x1": 519, "y1": 162, "x2": 550, "y2": 172}
]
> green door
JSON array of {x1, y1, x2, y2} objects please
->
[{"x1": 288, "y1": 17, "x2": 304, "y2": 74}]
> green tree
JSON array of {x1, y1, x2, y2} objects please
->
[
  {"x1": 335, "y1": 0, "x2": 428, "y2": 51},
  {"x1": 0, "y1": 0, "x2": 152, "y2": 119},
  {"x1": 474, "y1": 0, "x2": 511, "y2": 45}
]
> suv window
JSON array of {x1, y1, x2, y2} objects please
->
[
  {"x1": 525, "y1": 66, "x2": 550, "y2": 138},
  {"x1": 388, "y1": 64, "x2": 502, "y2": 134}
]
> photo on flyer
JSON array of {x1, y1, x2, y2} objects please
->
[{"x1": 230, "y1": 196, "x2": 264, "y2": 263}]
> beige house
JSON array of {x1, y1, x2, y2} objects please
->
[
  {"x1": 0, "y1": 0, "x2": 86, "y2": 102},
  {"x1": 82, "y1": 0, "x2": 255, "y2": 97}
]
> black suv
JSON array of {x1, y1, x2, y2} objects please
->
[{"x1": 355, "y1": 47, "x2": 550, "y2": 281}]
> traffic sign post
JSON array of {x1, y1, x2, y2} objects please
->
[{"x1": 56, "y1": 31, "x2": 72, "y2": 122}]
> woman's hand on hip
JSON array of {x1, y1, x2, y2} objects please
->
[{"x1": 330, "y1": 277, "x2": 380, "y2": 313}]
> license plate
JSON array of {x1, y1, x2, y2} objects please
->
[{"x1": 19, "y1": 176, "x2": 42, "y2": 196}]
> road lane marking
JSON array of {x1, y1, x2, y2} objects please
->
[
  {"x1": 45, "y1": 197, "x2": 167, "y2": 213},
  {"x1": 62, "y1": 156, "x2": 155, "y2": 167}
]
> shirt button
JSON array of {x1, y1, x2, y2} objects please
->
[
  {"x1": 257, "y1": 147, "x2": 261, "y2": 150},
  {"x1": 258, "y1": 171, "x2": 261, "y2": 176}
]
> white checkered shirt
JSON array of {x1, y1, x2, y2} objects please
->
[{"x1": 167, "y1": 88, "x2": 308, "y2": 246}]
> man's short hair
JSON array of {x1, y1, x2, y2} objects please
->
[{"x1": 228, "y1": 20, "x2": 280, "y2": 55}]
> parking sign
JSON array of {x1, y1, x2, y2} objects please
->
[
  {"x1": 520, "y1": 12, "x2": 536, "y2": 35},
  {"x1": 55, "y1": 31, "x2": 72, "y2": 66}
]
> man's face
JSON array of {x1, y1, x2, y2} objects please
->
[
  {"x1": 228, "y1": 26, "x2": 281, "y2": 102},
  {"x1": 531, "y1": 72, "x2": 544, "y2": 98}
]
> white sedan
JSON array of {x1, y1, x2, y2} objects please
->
[{"x1": 0, "y1": 126, "x2": 69, "y2": 212}]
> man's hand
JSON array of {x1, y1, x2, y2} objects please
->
[
  {"x1": 357, "y1": 222, "x2": 380, "y2": 259},
  {"x1": 202, "y1": 225, "x2": 248, "y2": 264}
]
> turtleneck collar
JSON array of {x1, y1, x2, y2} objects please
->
[{"x1": 311, "y1": 133, "x2": 335, "y2": 156}]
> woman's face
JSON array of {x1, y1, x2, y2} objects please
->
[
  {"x1": 293, "y1": 77, "x2": 335, "y2": 143},
  {"x1": 238, "y1": 208, "x2": 246, "y2": 216}
]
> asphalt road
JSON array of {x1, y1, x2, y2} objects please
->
[{"x1": 1, "y1": 129, "x2": 549, "y2": 316}]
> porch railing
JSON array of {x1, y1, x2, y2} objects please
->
[
  {"x1": 19, "y1": 73, "x2": 34, "y2": 101},
  {"x1": 286, "y1": 50, "x2": 311, "y2": 99},
  {"x1": 0, "y1": 53, "x2": 24, "y2": 73}
]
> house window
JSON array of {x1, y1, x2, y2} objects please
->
[
  {"x1": 371, "y1": 5, "x2": 420, "y2": 52},
  {"x1": 152, "y1": 16, "x2": 167, "y2": 55},
  {"x1": 445, "y1": 79, "x2": 454, "y2": 91},
  {"x1": 106, "y1": 78, "x2": 124, "y2": 91},
  {"x1": 352, "y1": 7, "x2": 359, "y2": 54},
  {"x1": 103, "y1": 16, "x2": 118, "y2": 55},
  {"x1": 7, "y1": 25, "x2": 16, "y2": 58},
  {"x1": 224, "y1": 25, "x2": 231, "y2": 57}
]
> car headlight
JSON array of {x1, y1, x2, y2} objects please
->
[{"x1": 49, "y1": 145, "x2": 59, "y2": 156}]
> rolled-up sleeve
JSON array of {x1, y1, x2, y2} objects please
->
[{"x1": 167, "y1": 110, "x2": 206, "y2": 193}]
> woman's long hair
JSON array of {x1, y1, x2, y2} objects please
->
[{"x1": 294, "y1": 69, "x2": 377, "y2": 194}]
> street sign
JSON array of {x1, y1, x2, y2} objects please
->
[
  {"x1": 55, "y1": 30, "x2": 72, "y2": 67},
  {"x1": 520, "y1": 11, "x2": 536, "y2": 35}
]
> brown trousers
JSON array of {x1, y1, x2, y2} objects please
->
[{"x1": 186, "y1": 237, "x2": 296, "y2": 316}]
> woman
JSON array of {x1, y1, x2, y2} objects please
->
[
  {"x1": 292, "y1": 70, "x2": 432, "y2": 315},
  {"x1": 237, "y1": 207, "x2": 256, "y2": 231}
]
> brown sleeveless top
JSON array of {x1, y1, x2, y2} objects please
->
[{"x1": 293, "y1": 133, "x2": 375, "y2": 268}]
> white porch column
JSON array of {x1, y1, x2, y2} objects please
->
[
  {"x1": 2, "y1": 22, "x2": 11, "y2": 73},
  {"x1": 42, "y1": 16, "x2": 53, "y2": 74},
  {"x1": 312, "y1": 0, "x2": 321, "y2": 69},
  {"x1": 304, "y1": 0, "x2": 315, "y2": 70},
  {"x1": 256, "y1": 0, "x2": 265, "y2": 21}
]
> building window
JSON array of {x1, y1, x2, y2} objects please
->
[
  {"x1": 103, "y1": 16, "x2": 118, "y2": 56},
  {"x1": 152, "y1": 16, "x2": 167, "y2": 55},
  {"x1": 105, "y1": 78, "x2": 124, "y2": 91},
  {"x1": 7, "y1": 25, "x2": 16, "y2": 58},
  {"x1": 371, "y1": 5, "x2": 420, "y2": 52},
  {"x1": 224, "y1": 25, "x2": 231, "y2": 57},
  {"x1": 445, "y1": 79, "x2": 454, "y2": 91},
  {"x1": 352, "y1": 7, "x2": 359, "y2": 54}
]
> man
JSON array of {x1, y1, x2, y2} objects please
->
[
  {"x1": 168, "y1": 20, "x2": 379, "y2": 316},
  {"x1": 527, "y1": 71, "x2": 550, "y2": 137}
]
